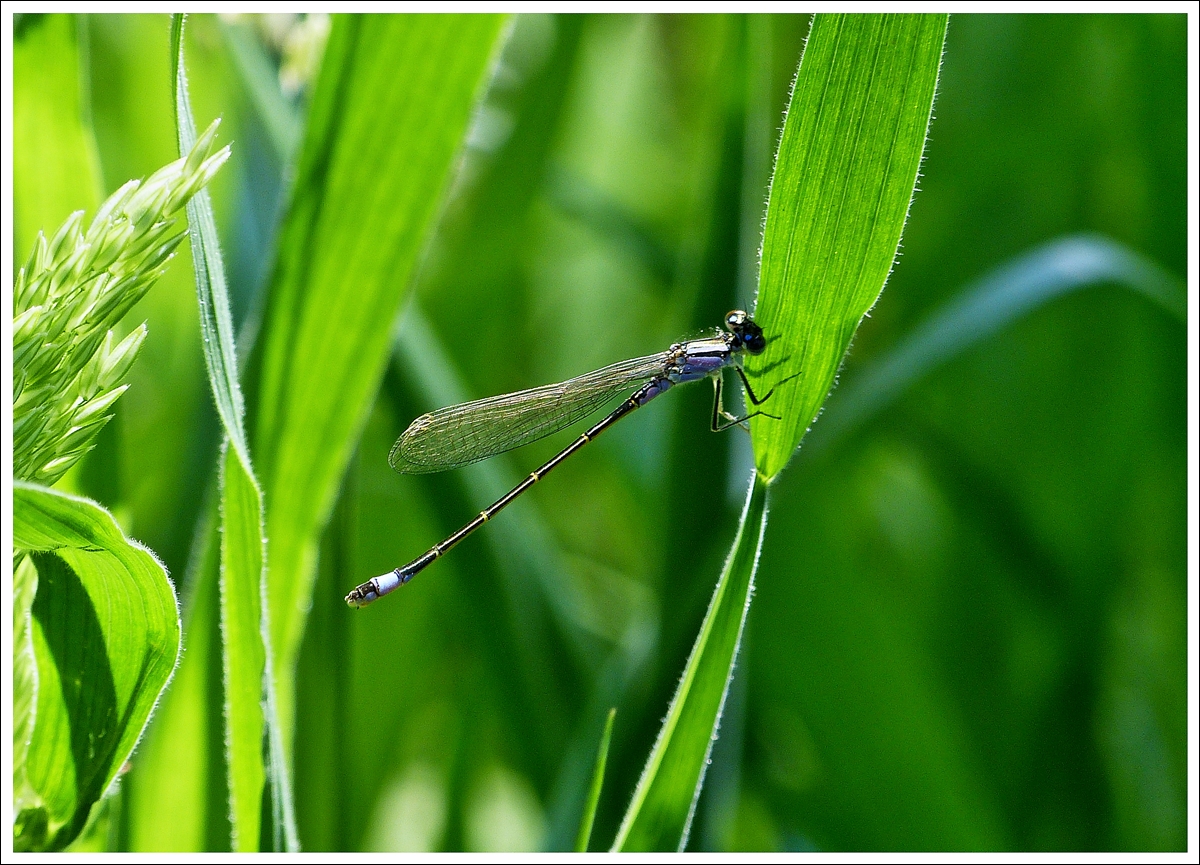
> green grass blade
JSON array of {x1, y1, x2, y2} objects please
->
[
  {"x1": 169, "y1": 15, "x2": 296, "y2": 851},
  {"x1": 12, "y1": 482, "x2": 180, "y2": 852},
  {"x1": 749, "y1": 13, "x2": 948, "y2": 482},
  {"x1": 13, "y1": 13, "x2": 102, "y2": 265},
  {"x1": 215, "y1": 445, "x2": 269, "y2": 850},
  {"x1": 575, "y1": 708, "x2": 616, "y2": 852},
  {"x1": 248, "y1": 14, "x2": 508, "y2": 741},
  {"x1": 804, "y1": 233, "x2": 1188, "y2": 459},
  {"x1": 170, "y1": 15, "x2": 247, "y2": 461},
  {"x1": 613, "y1": 474, "x2": 769, "y2": 852}
]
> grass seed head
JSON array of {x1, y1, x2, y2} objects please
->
[{"x1": 12, "y1": 119, "x2": 229, "y2": 485}]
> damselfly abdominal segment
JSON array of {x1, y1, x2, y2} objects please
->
[{"x1": 346, "y1": 310, "x2": 788, "y2": 608}]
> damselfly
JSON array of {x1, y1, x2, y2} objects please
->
[{"x1": 346, "y1": 310, "x2": 788, "y2": 608}]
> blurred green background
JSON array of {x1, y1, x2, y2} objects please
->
[{"x1": 13, "y1": 12, "x2": 1188, "y2": 851}]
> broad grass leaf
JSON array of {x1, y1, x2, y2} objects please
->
[
  {"x1": 248, "y1": 14, "x2": 509, "y2": 741},
  {"x1": 749, "y1": 13, "x2": 948, "y2": 482},
  {"x1": 289, "y1": 18, "x2": 590, "y2": 850},
  {"x1": 12, "y1": 482, "x2": 180, "y2": 852}
]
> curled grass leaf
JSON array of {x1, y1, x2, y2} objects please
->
[{"x1": 12, "y1": 482, "x2": 180, "y2": 852}]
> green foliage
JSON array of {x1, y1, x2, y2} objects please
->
[
  {"x1": 218, "y1": 446, "x2": 278, "y2": 849},
  {"x1": 12, "y1": 483, "x2": 180, "y2": 852},
  {"x1": 251, "y1": 14, "x2": 510, "y2": 743},
  {"x1": 12, "y1": 11, "x2": 1186, "y2": 854},
  {"x1": 11, "y1": 18, "x2": 226, "y2": 852},
  {"x1": 613, "y1": 15, "x2": 945, "y2": 850},
  {"x1": 750, "y1": 14, "x2": 948, "y2": 480}
]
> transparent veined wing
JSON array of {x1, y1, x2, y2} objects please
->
[{"x1": 390, "y1": 351, "x2": 672, "y2": 473}]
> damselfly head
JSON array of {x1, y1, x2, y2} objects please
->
[{"x1": 725, "y1": 309, "x2": 767, "y2": 355}]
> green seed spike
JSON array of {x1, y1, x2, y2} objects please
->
[{"x1": 12, "y1": 125, "x2": 231, "y2": 484}]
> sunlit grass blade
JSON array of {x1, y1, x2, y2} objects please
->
[
  {"x1": 748, "y1": 13, "x2": 948, "y2": 482},
  {"x1": 12, "y1": 482, "x2": 180, "y2": 852},
  {"x1": 170, "y1": 14, "x2": 296, "y2": 851},
  {"x1": 613, "y1": 474, "x2": 768, "y2": 852},
  {"x1": 248, "y1": 14, "x2": 509, "y2": 743},
  {"x1": 803, "y1": 233, "x2": 1188, "y2": 459},
  {"x1": 215, "y1": 445, "x2": 271, "y2": 850},
  {"x1": 170, "y1": 18, "x2": 246, "y2": 459},
  {"x1": 575, "y1": 708, "x2": 616, "y2": 852}
]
